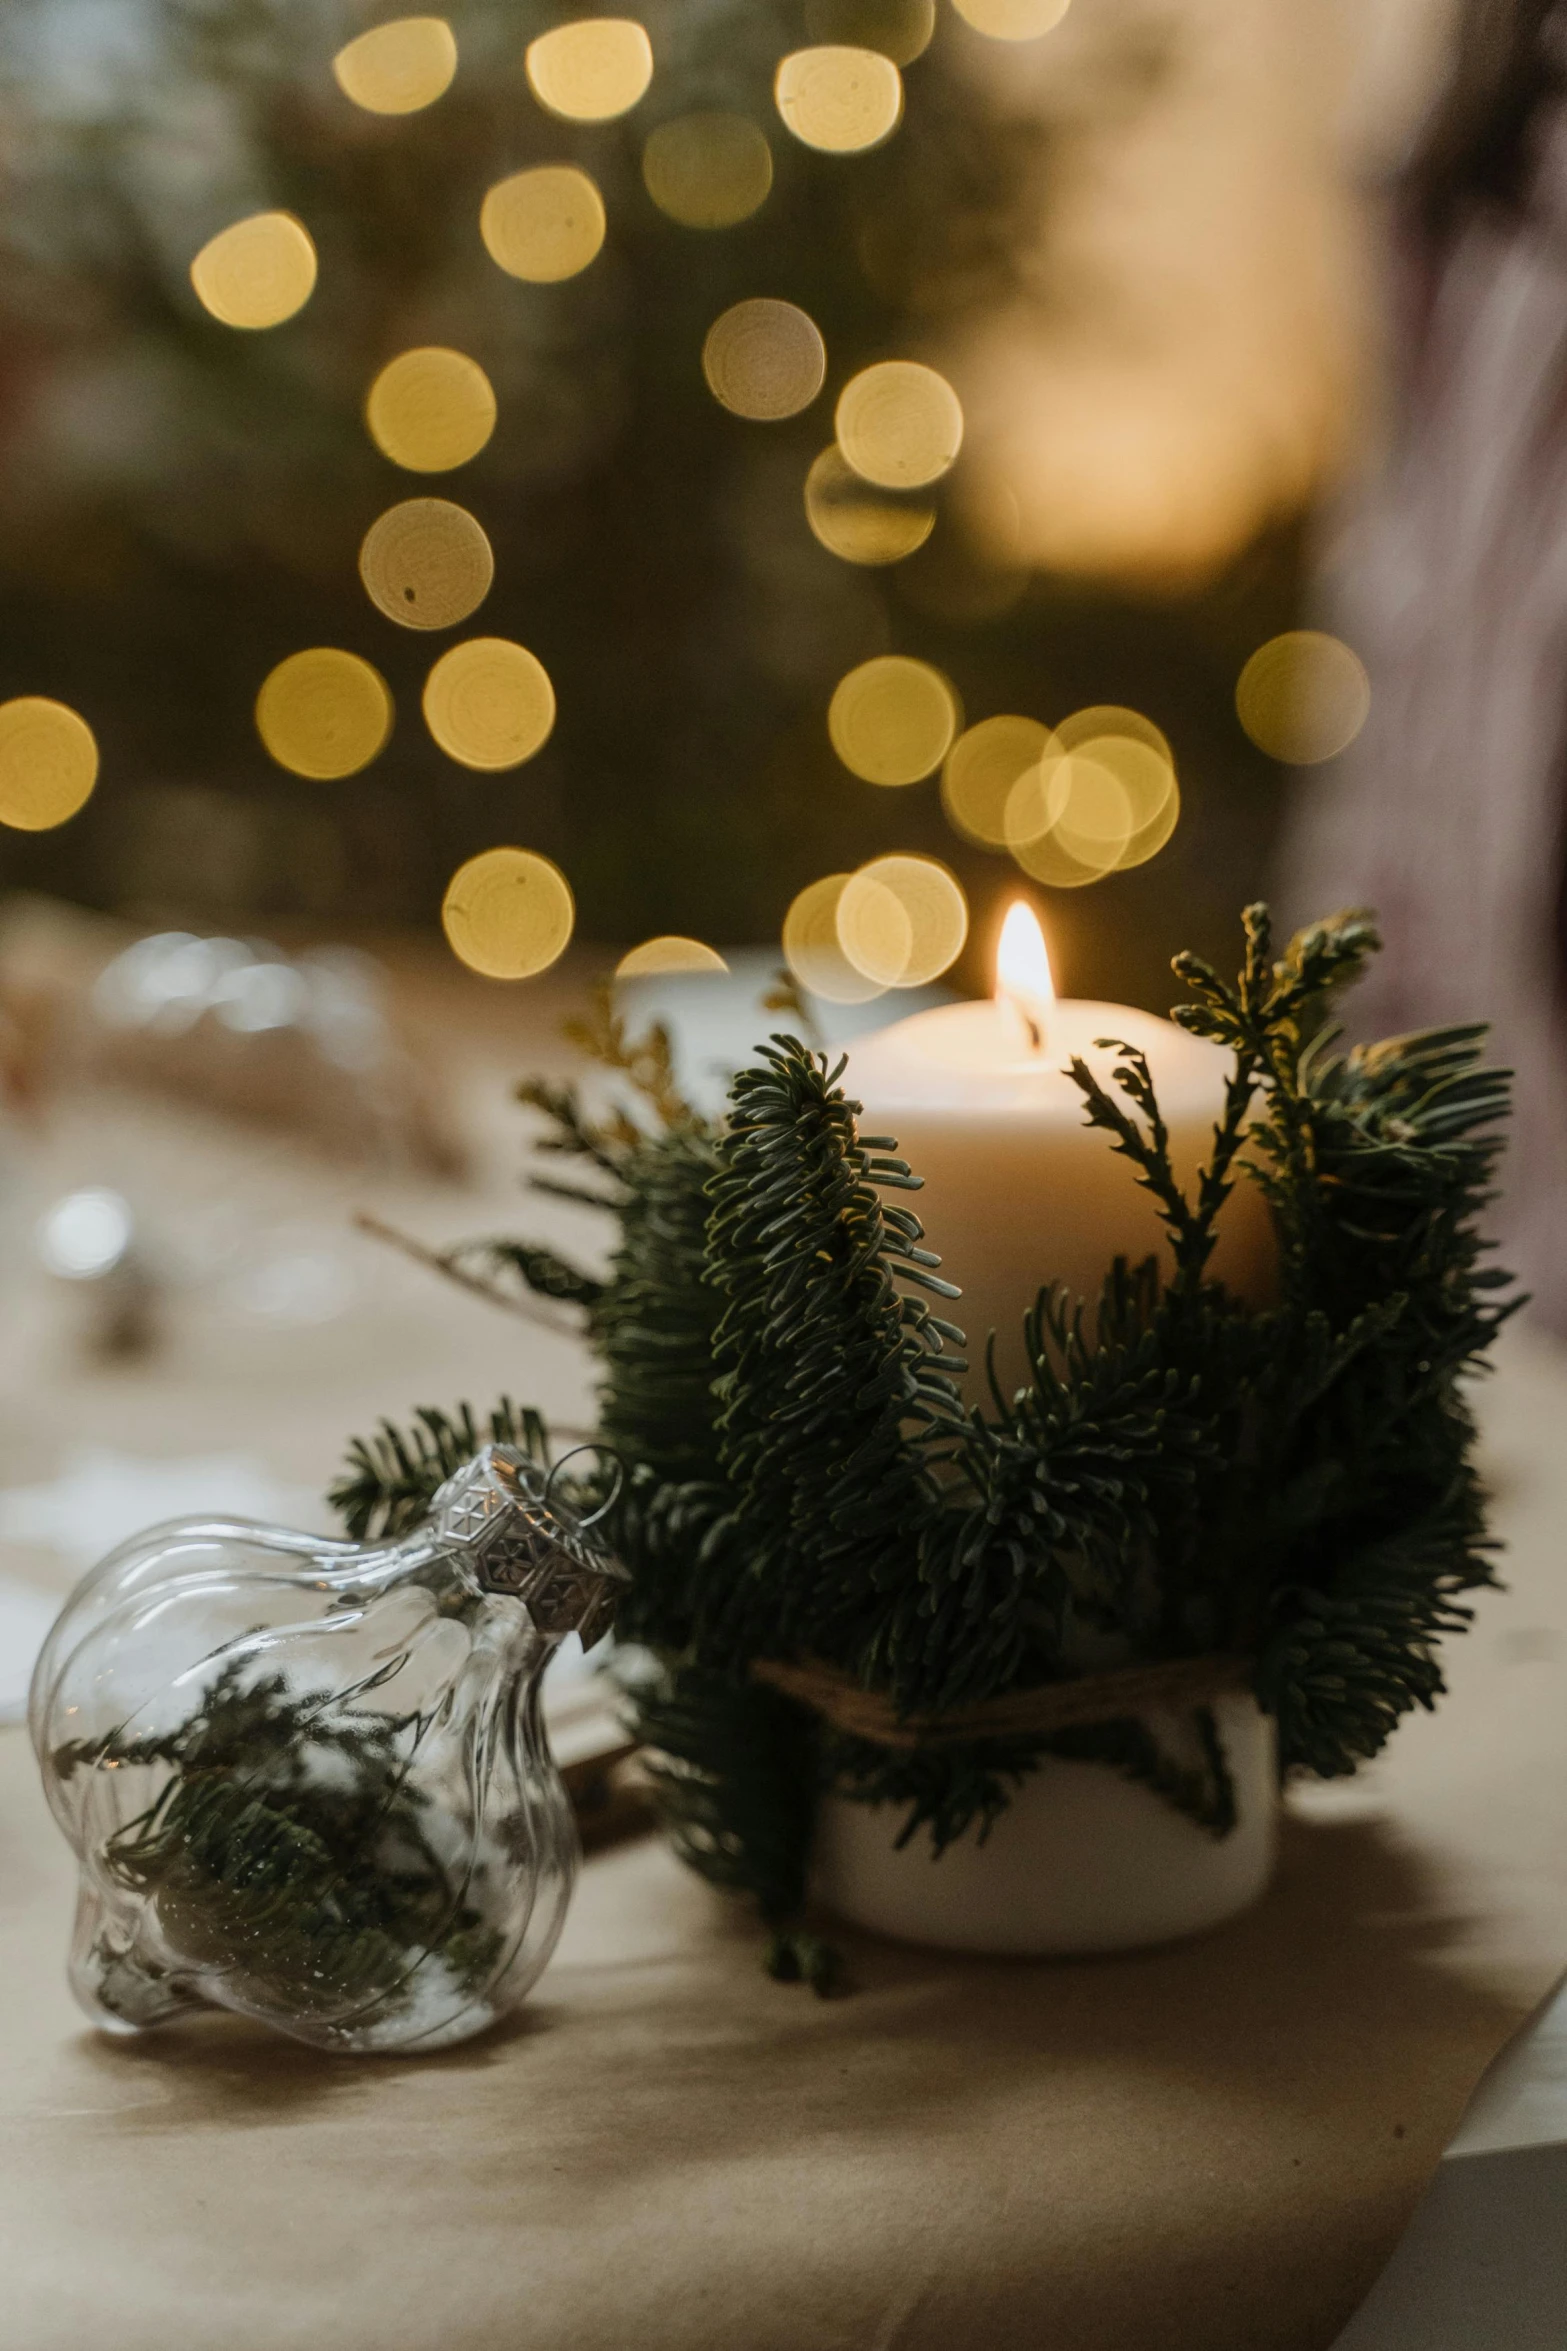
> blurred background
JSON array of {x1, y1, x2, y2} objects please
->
[{"x1": 0, "y1": 0, "x2": 1451, "y2": 999}]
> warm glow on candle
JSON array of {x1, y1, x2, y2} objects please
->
[{"x1": 995, "y1": 900, "x2": 1055, "y2": 1050}]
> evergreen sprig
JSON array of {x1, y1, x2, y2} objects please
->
[
  {"x1": 56, "y1": 1659, "x2": 503, "y2": 2026},
  {"x1": 694, "y1": 1040, "x2": 966, "y2": 1673},
  {"x1": 333, "y1": 907, "x2": 1516, "y2": 1977}
]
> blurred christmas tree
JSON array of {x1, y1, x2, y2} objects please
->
[{"x1": 0, "y1": 0, "x2": 1322, "y2": 1004}]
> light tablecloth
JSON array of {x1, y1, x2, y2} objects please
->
[{"x1": 2, "y1": 1326, "x2": 1566, "y2": 2348}]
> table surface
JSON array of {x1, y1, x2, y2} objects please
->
[{"x1": 1, "y1": 946, "x2": 1566, "y2": 2350}]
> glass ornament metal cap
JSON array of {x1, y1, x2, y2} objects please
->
[
  {"x1": 29, "y1": 1445, "x2": 629, "y2": 2055},
  {"x1": 437, "y1": 1444, "x2": 629, "y2": 1641}
]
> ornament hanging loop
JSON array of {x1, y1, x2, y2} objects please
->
[{"x1": 542, "y1": 1443, "x2": 625, "y2": 1530}]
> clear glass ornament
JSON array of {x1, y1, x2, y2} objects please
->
[{"x1": 28, "y1": 1445, "x2": 627, "y2": 2054}]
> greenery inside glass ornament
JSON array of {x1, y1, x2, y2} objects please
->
[{"x1": 31, "y1": 1441, "x2": 626, "y2": 2052}]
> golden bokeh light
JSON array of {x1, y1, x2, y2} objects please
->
[
  {"x1": 366, "y1": 348, "x2": 497, "y2": 473},
  {"x1": 616, "y1": 936, "x2": 730, "y2": 977},
  {"x1": 782, "y1": 874, "x2": 889, "y2": 1004},
  {"x1": 950, "y1": 0, "x2": 1071, "y2": 38},
  {"x1": 1005, "y1": 751, "x2": 1130, "y2": 888},
  {"x1": 525, "y1": 19, "x2": 654, "y2": 123},
  {"x1": 839, "y1": 853, "x2": 968, "y2": 985},
  {"x1": 941, "y1": 714, "x2": 1056, "y2": 848},
  {"x1": 1054, "y1": 703, "x2": 1173, "y2": 765},
  {"x1": 828, "y1": 655, "x2": 959, "y2": 784},
  {"x1": 836, "y1": 361, "x2": 963, "y2": 491},
  {"x1": 774, "y1": 46, "x2": 903, "y2": 154},
  {"x1": 359, "y1": 498, "x2": 494, "y2": 631},
  {"x1": 255, "y1": 650, "x2": 394, "y2": 781},
  {"x1": 1004, "y1": 751, "x2": 1080, "y2": 851},
  {"x1": 189, "y1": 212, "x2": 317, "y2": 331},
  {"x1": 1123, "y1": 783, "x2": 1181, "y2": 870},
  {"x1": 1047, "y1": 755, "x2": 1136, "y2": 866},
  {"x1": 702, "y1": 299, "x2": 827, "y2": 421},
  {"x1": 1007, "y1": 830, "x2": 1113, "y2": 890},
  {"x1": 442, "y1": 847, "x2": 575, "y2": 980},
  {"x1": 332, "y1": 17, "x2": 458, "y2": 113},
  {"x1": 836, "y1": 867, "x2": 913, "y2": 986},
  {"x1": 804, "y1": 445, "x2": 935, "y2": 565},
  {"x1": 642, "y1": 112, "x2": 774, "y2": 229},
  {"x1": 422, "y1": 637, "x2": 556, "y2": 770},
  {"x1": 1067, "y1": 733, "x2": 1179, "y2": 870},
  {"x1": 480, "y1": 165, "x2": 606, "y2": 283},
  {"x1": 1236, "y1": 631, "x2": 1371, "y2": 765},
  {"x1": 0, "y1": 698, "x2": 99, "y2": 831},
  {"x1": 804, "y1": 0, "x2": 935, "y2": 66}
]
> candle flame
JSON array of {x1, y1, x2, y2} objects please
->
[{"x1": 994, "y1": 900, "x2": 1055, "y2": 1050}]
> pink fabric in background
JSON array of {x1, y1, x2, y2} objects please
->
[{"x1": 1281, "y1": 122, "x2": 1567, "y2": 1332}]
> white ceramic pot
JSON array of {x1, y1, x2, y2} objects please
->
[{"x1": 812, "y1": 1692, "x2": 1278, "y2": 1956}]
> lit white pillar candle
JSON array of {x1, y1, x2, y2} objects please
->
[{"x1": 845, "y1": 903, "x2": 1275, "y2": 1399}]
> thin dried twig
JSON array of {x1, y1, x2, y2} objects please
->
[{"x1": 352, "y1": 1211, "x2": 581, "y2": 1339}]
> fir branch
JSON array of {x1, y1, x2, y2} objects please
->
[
  {"x1": 1068, "y1": 1045, "x2": 1204, "y2": 1273},
  {"x1": 1065, "y1": 1032, "x2": 1262, "y2": 1296},
  {"x1": 880, "y1": 1267, "x2": 1221, "y2": 1718},
  {"x1": 591, "y1": 1126, "x2": 726, "y2": 1496},
  {"x1": 1255, "y1": 1511, "x2": 1487, "y2": 1777},
  {"x1": 697, "y1": 1037, "x2": 964, "y2": 1673},
  {"x1": 329, "y1": 1400, "x2": 550, "y2": 1541},
  {"x1": 1170, "y1": 905, "x2": 1385, "y2": 1295}
]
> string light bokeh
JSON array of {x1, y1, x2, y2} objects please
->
[
  {"x1": 836, "y1": 363, "x2": 964, "y2": 491},
  {"x1": 480, "y1": 165, "x2": 607, "y2": 283},
  {"x1": 332, "y1": 17, "x2": 458, "y2": 115},
  {"x1": 358, "y1": 500, "x2": 495, "y2": 632},
  {"x1": 189, "y1": 213, "x2": 317, "y2": 331},
  {"x1": 829, "y1": 656, "x2": 960, "y2": 786},
  {"x1": 0, "y1": 0, "x2": 1370, "y2": 1008},
  {"x1": 783, "y1": 873, "x2": 889, "y2": 1003},
  {"x1": 774, "y1": 48, "x2": 905, "y2": 154},
  {"x1": 366, "y1": 350, "x2": 498, "y2": 475},
  {"x1": 254, "y1": 652, "x2": 394, "y2": 782},
  {"x1": 525, "y1": 20, "x2": 655, "y2": 124},
  {"x1": 950, "y1": 0, "x2": 1071, "y2": 38},
  {"x1": 0, "y1": 699, "x2": 99, "y2": 831},
  {"x1": 1236, "y1": 632, "x2": 1371, "y2": 766},
  {"x1": 442, "y1": 847, "x2": 575, "y2": 979},
  {"x1": 942, "y1": 716, "x2": 1056, "y2": 848},
  {"x1": 616, "y1": 936, "x2": 731, "y2": 976},
  {"x1": 702, "y1": 301, "x2": 828, "y2": 422},
  {"x1": 422, "y1": 639, "x2": 556, "y2": 771}
]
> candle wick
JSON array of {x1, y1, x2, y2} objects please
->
[{"x1": 1023, "y1": 1012, "x2": 1042, "y2": 1052}]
